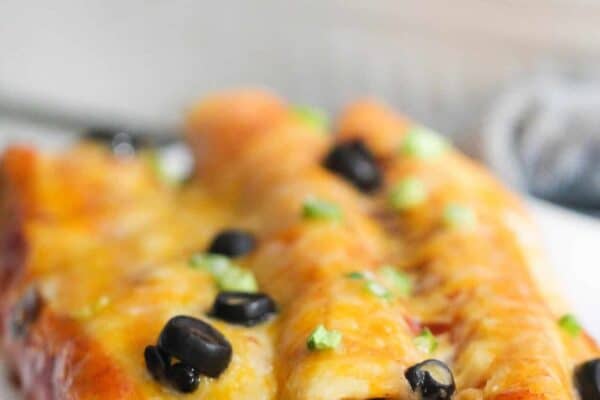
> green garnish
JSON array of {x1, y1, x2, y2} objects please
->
[
  {"x1": 217, "y1": 266, "x2": 258, "y2": 292},
  {"x1": 364, "y1": 280, "x2": 391, "y2": 299},
  {"x1": 401, "y1": 126, "x2": 448, "y2": 159},
  {"x1": 346, "y1": 268, "x2": 406, "y2": 299},
  {"x1": 414, "y1": 328, "x2": 438, "y2": 353},
  {"x1": 292, "y1": 105, "x2": 329, "y2": 132},
  {"x1": 147, "y1": 150, "x2": 181, "y2": 185},
  {"x1": 346, "y1": 271, "x2": 365, "y2": 279},
  {"x1": 302, "y1": 197, "x2": 342, "y2": 221},
  {"x1": 189, "y1": 253, "x2": 231, "y2": 276},
  {"x1": 389, "y1": 177, "x2": 427, "y2": 210},
  {"x1": 307, "y1": 324, "x2": 342, "y2": 351},
  {"x1": 558, "y1": 314, "x2": 581, "y2": 337},
  {"x1": 189, "y1": 253, "x2": 257, "y2": 292},
  {"x1": 443, "y1": 203, "x2": 476, "y2": 228},
  {"x1": 378, "y1": 266, "x2": 412, "y2": 297}
]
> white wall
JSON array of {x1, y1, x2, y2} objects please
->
[{"x1": 1, "y1": 0, "x2": 600, "y2": 135}]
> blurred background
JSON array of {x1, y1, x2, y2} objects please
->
[
  {"x1": 1, "y1": 0, "x2": 599, "y2": 214},
  {"x1": 0, "y1": 1, "x2": 598, "y2": 333}
]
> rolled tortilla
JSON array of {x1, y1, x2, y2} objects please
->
[
  {"x1": 336, "y1": 100, "x2": 600, "y2": 400},
  {"x1": 186, "y1": 91, "x2": 422, "y2": 400},
  {"x1": 0, "y1": 146, "x2": 277, "y2": 399}
]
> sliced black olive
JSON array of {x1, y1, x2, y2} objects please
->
[
  {"x1": 84, "y1": 128, "x2": 144, "y2": 156},
  {"x1": 207, "y1": 229, "x2": 256, "y2": 258},
  {"x1": 158, "y1": 315, "x2": 232, "y2": 378},
  {"x1": 575, "y1": 358, "x2": 600, "y2": 400},
  {"x1": 144, "y1": 345, "x2": 170, "y2": 381},
  {"x1": 167, "y1": 362, "x2": 200, "y2": 393},
  {"x1": 10, "y1": 286, "x2": 42, "y2": 338},
  {"x1": 323, "y1": 139, "x2": 382, "y2": 193},
  {"x1": 210, "y1": 291, "x2": 277, "y2": 326},
  {"x1": 405, "y1": 359, "x2": 456, "y2": 400}
]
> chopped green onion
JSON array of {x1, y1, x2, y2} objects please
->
[
  {"x1": 346, "y1": 269, "x2": 398, "y2": 299},
  {"x1": 292, "y1": 105, "x2": 329, "y2": 132},
  {"x1": 302, "y1": 197, "x2": 342, "y2": 221},
  {"x1": 558, "y1": 314, "x2": 581, "y2": 337},
  {"x1": 401, "y1": 126, "x2": 448, "y2": 159},
  {"x1": 364, "y1": 280, "x2": 391, "y2": 299},
  {"x1": 217, "y1": 266, "x2": 258, "y2": 292},
  {"x1": 147, "y1": 150, "x2": 181, "y2": 185},
  {"x1": 414, "y1": 328, "x2": 438, "y2": 353},
  {"x1": 189, "y1": 253, "x2": 231, "y2": 277},
  {"x1": 443, "y1": 203, "x2": 476, "y2": 229},
  {"x1": 189, "y1": 253, "x2": 257, "y2": 292},
  {"x1": 389, "y1": 177, "x2": 427, "y2": 210},
  {"x1": 346, "y1": 271, "x2": 365, "y2": 280},
  {"x1": 307, "y1": 324, "x2": 342, "y2": 351},
  {"x1": 378, "y1": 266, "x2": 412, "y2": 297}
]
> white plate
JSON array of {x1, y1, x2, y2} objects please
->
[
  {"x1": 0, "y1": 201, "x2": 598, "y2": 399},
  {"x1": 528, "y1": 200, "x2": 600, "y2": 339}
]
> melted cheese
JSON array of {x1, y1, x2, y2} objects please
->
[
  {"x1": 337, "y1": 100, "x2": 600, "y2": 400},
  {"x1": 1, "y1": 90, "x2": 598, "y2": 400}
]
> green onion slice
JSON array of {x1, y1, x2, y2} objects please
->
[
  {"x1": 307, "y1": 324, "x2": 342, "y2": 351},
  {"x1": 558, "y1": 314, "x2": 582, "y2": 337},
  {"x1": 302, "y1": 197, "x2": 343, "y2": 221},
  {"x1": 401, "y1": 126, "x2": 448, "y2": 159},
  {"x1": 443, "y1": 203, "x2": 476, "y2": 229},
  {"x1": 346, "y1": 271, "x2": 365, "y2": 280},
  {"x1": 189, "y1": 253, "x2": 257, "y2": 292},
  {"x1": 378, "y1": 266, "x2": 412, "y2": 297},
  {"x1": 414, "y1": 328, "x2": 438, "y2": 353},
  {"x1": 189, "y1": 253, "x2": 231, "y2": 276},
  {"x1": 389, "y1": 177, "x2": 427, "y2": 210},
  {"x1": 217, "y1": 266, "x2": 258, "y2": 292},
  {"x1": 364, "y1": 280, "x2": 391, "y2": 299},
  {"x1": 292, "y1": 105, "x2": 329, "y2": 132}
]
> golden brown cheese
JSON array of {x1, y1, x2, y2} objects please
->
[
  {"x1": 336, "y1": 100, "x2": 600, "y2": 400},
  {"x1": 187, "y1": 91, "x2": 422, "y2": 399},
  {"x1": 0, "y1": 146, "x2": 276, "y2": 399},
  {"x1": 0, "y1": 90, "x2": 597, "y2": 400}
]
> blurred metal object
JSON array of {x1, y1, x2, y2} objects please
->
[
  {"x1": 0, "y1": 111, "x2": 195, "y2": 185},
  {"x1": 0, "y1": 93, "x2": 178, "y2": 147},
  {"x1": 483, "y1": 74, "x2": 600, "y2": 215},
  {"x1": 84, "y1": 128, "x2": 145, "y2": 157},
  {"x1": 0, "y1": 95, "x2": 190, "y2": 182}
]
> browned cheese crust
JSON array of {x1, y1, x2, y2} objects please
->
[{"x1": 0, "y1": 90, "x2": 597, "y2": 400}]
